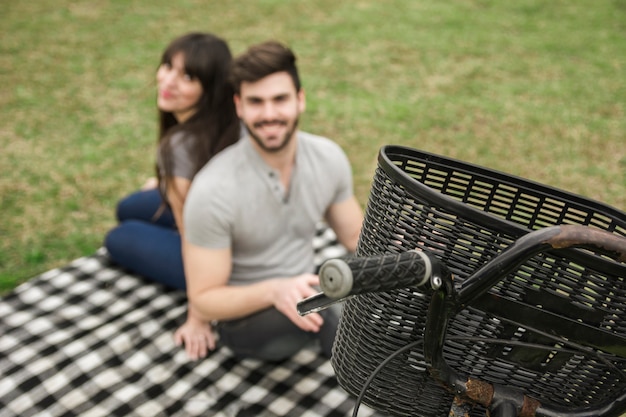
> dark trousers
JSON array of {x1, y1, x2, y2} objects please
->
[{"x1": 217, "y1": 307, "x2": 340, "y2": 361}]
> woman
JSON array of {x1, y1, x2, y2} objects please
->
[{"x1": 105, "y1": 32, "x2": 240, "y2": 359}]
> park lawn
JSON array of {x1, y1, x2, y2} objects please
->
[{"x1": 1, "y1": 0, "x2": 625, "y2": 291}]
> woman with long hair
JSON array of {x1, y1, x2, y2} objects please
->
[{"x1": 105, "y1": 32, "x2": 240, "y2": 359}]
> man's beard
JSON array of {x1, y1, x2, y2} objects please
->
[{"x1": 245, "y1": 117, "x2": 299, "y2": 153}]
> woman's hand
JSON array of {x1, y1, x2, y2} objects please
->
[{"x1": 141, "y1": 177, "x2": 159, "y2": 190}]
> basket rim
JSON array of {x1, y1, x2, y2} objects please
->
[{"x1": 378, "y1": 145, "x2": 626, "y2": 231}]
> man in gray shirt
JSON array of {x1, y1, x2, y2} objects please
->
[{"x1": 182, "y1": 40, "x2": 363, "y2": 361}]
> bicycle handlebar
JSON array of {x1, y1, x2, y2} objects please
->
[
  {"x1": 298, "y1": 225, "x2": 626, "y2": 316},
  {"x1": 319, "y1": 250, "x2": 434, "y2": 298},
  {"x1": 297, "y1": 250, "x2": 438, "y2": 316}
]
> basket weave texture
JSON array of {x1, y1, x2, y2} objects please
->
[{"x1": 332, "y1": 146, "x2": 626, "y2": 417}]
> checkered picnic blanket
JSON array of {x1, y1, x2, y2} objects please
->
[{"x1": 0, "y1": 227, "x2": 380, "y2": 417}]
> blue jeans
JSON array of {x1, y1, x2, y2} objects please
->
[{"x1": 104, "y1": 188, "x2": 186, "y2": 290}]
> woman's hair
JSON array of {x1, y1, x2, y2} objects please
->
[
  {"x1": 229, "y1": 40, "x2": 301, "y2": 95},
  {"x1": 157, "y1": 32, "x2": 240, "y2": 203}
]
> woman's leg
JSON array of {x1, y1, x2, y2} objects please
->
[
  {"x1": 104, "y1": 220, "x2": 186, "y2": 290},
  {"x1": 217, "y1": 307, "x2": 339, "y2": 361},
  {"x1": 116, "y1": 188, "x2": 175, "y2": 228}
]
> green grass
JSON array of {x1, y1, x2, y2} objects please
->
[{"x1": 1, "y1": 0, "x2": 625, "y2": 291}]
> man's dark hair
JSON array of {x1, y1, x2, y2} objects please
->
[{"x1": 230, "y1": 40, "x2": 301, "y2": 94}]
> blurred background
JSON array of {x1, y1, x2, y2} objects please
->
[{"x1": 1, "y1": 0, "x2": 625, "y2": 290}]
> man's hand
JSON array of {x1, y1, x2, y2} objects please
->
[
  {"x1": 174, "y1": 314, "x2": 216, "y2": 361},
  {"x1": 272, "y1": 274, "x2": 324, "y2": 332}
]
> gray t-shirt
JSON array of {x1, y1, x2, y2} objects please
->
[
  {"x1": 158, "y1": 124, "x2": 246, "y2": 180},
  {"x1": 184, "y1": 131, "x2": 354, "y2": 285},
  {"x1": 157, "y1": 131, "x2": 197, "y2": 180}
]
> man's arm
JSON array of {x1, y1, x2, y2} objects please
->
[
  {"x1": 182, "y1": 240, "x2": 325, "y2": 331},
  {"x1": 324, "y1": 196, "x2": 364, "y2": 253}
]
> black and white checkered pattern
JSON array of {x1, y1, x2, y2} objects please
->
[{"x1": 0, "y1": 227, "x2": 379, "y2": 416}]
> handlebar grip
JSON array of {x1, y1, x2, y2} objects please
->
[{"x1": 319, "y1": 250, "x2": 433, "y2": 299}]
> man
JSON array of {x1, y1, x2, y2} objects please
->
[{"x1": 180, "y1": 40, "x2": 364, "y2": 361}]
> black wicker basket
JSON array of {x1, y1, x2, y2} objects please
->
[{"x1": 332, "y1": 145, "x2": 626, "y2": 417}]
